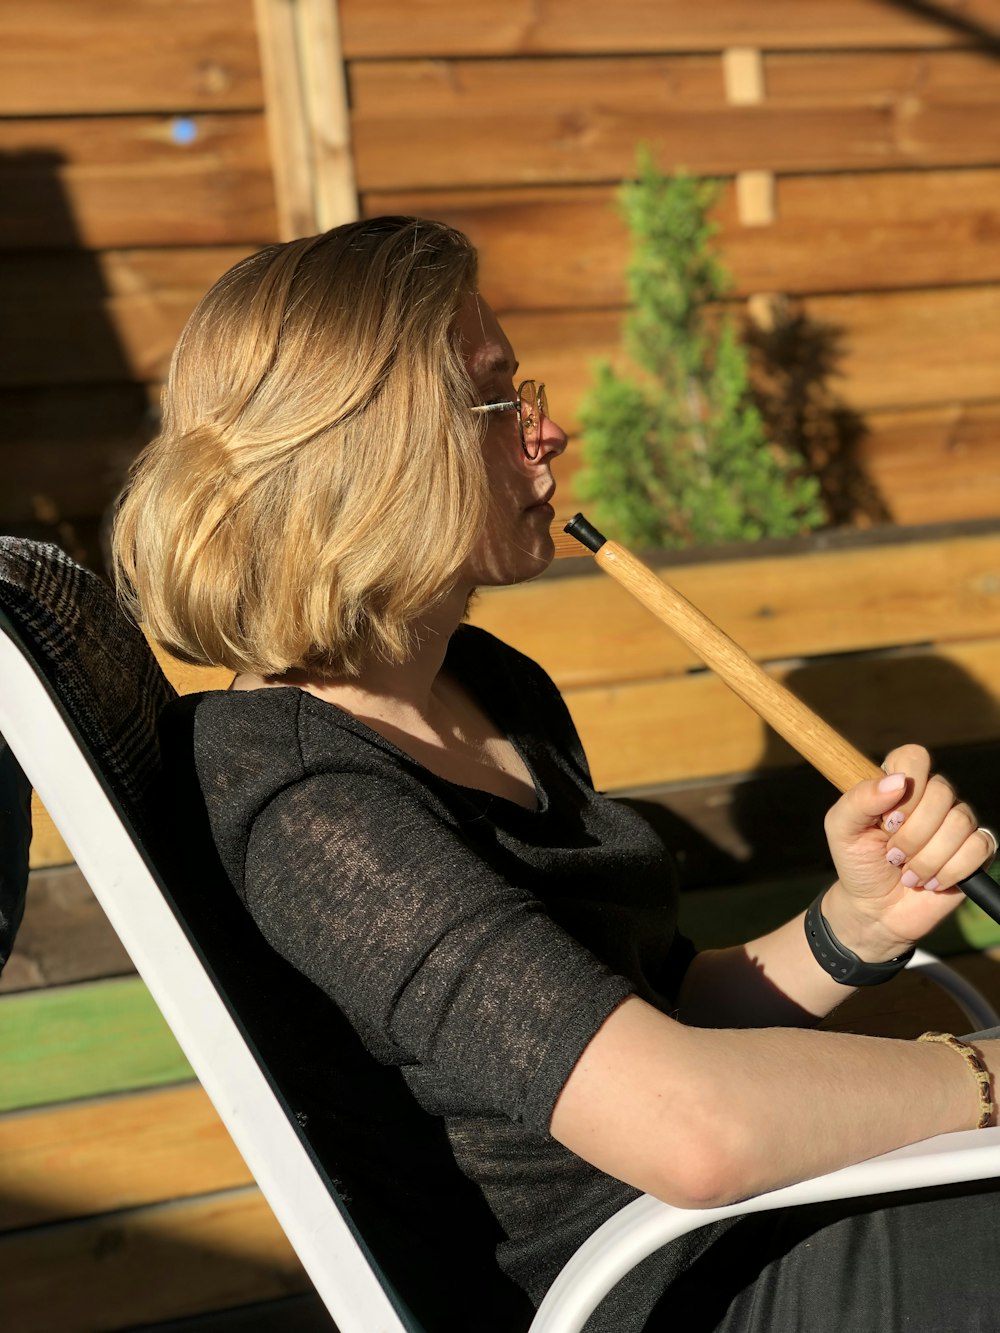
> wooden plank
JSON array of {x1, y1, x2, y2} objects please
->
[
  {"x1": 5, "y1": 248, "x2": 254, "y2": 388},
  {"x1": 0, "y1": 1084, "x2": 251, "y2": 1232},
  {"x1": 128, "y1": 1293, "x2": 333, "y2": 1333},
  {"x1": 5, "y1": 390, "x2": 997, "y2": 538},
  {"x1": 15, "y1": 742, "x2": 1000, "y2": 974},
  {"x1": 350, "y1": 51, "x2": 1000, "y2": 190},
  {"x1": 472, "y1": 532, "x2": 1000, "y2": 690},
  {"x1": 857, "y1": 403, "x2": 1000, "y2": 527},
  {"x1": 372, "y1": 168, "x2": 1000, "y2": 303},
  {"x1": 0, "y1": 0, "x2": 264, "y2": 115},
  {"x1": 298, "y1": 0, "x2": 358, "y2": 230},
  {"x1": 0, "y1": 437, "x2": 142, "y2": 527},
  {"x1": 28, "y1": 255, "x2": 994, "y2": 410},
  {"x1": 0, "y1": 116, "x2": 278, "y2": 250},
  {"x1": 155, "y1": 536, "x2": 1000, "y2": 690},
  {"x1": 146, "y1": 642, "x2": 235, "y2": 696},
  {"x1": 254, "y1": 0, "x2": 357, "y2": 238},
  {"x1": 0, "y1": 385, "x2": 159, "y2": 525},
  {"x1": 794, "y1": 285, "x2": 1000, "y2": 414},
  {"x1": 0, "y1": 1186, "x2": 308, "y2": 1333},
  {"x1": 735, "y1": 170, "x2": 775, "y2": 227},
  {"x1": 339, "y1": 0, "x2": 1000, "y2": 57},
  {"x1": 0, "y1": 867, "x2": 131, "y2": 996},
  {"x1": 27, "y1": 803, "x2": 73, "y2": 873},
  {"x1": 568, "y1": 638, "x2": 1000, "y2": 791},
  {"x1": 493, "y1": 286, "x2": 1000, "y2": 426},
  {"x1": 629, "y1": 738, "x2": 1000, "y2": 892},
  {"x1": 0, "y1": 977, "x2": 192, "y2": 1113}
]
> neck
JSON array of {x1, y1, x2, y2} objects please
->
[{"x1": 295, "y1": 582, "x2": 473, "y2": 725}]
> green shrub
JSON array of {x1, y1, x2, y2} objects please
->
[{"x1": 575, "y1": 154, "x2": 826, "y2": 548}]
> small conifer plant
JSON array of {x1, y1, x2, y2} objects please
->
[{"x1": 575, "y1": 153, "x2": 825, "y2": 548}]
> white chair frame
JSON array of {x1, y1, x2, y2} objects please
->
[{"x1": 4, "y1": 620, "x2": 1000, "y2": 1333}]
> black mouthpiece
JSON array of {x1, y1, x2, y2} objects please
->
[{"x1": 564, "y1": 513, "x2": 607, "y2": 554}]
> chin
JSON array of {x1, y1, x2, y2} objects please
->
[
  {"x1": 463, "y1": 515, "x2": 556, "y2": 588},
  {"x1": 472, "y1": 545, "x2": 554, "y2": 589}
]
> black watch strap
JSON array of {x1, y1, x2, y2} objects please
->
[{"x1": 804, "y1": 892, "x2": 915, "y2": 987}]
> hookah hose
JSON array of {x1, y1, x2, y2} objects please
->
[{"x1": 563, "y1": 512, "x2": 1000, "y2": 926}]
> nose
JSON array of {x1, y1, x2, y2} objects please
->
[{"x1": 533, "y1": 410, "x2": 568, "y2": 462}]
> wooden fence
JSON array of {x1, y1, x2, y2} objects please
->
[
  {"x1": 344, "y1": 1, "x2": 1000, "y2": 530},
  {"x1": 2, "y1": 0, "x2": 1000, "y2": 554},
  {"x1": 3, "y1": 1, "x2": 1000, "y2": 1328},
  {"x1": 0, "y1": 0, "x2": 277, "y2": 563}
]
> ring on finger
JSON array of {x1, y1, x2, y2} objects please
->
[{"x1": 978, "y1": 827, "x2": 998, "y2": 868}]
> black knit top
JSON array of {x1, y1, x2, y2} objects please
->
[{"x1": 172, "y1": 624, "x2": 702, "y2": 1327}]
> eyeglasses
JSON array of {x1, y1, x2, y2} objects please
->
[{"x1": 470, "y1": 380, "x2": 548, "y2": 460}]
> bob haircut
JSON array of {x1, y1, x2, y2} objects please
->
[{"x1": 112, "y1": 216, "x2": 487, "y2": 678}]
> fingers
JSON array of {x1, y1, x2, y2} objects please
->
[
  {"x1": 824, "y1": 769, "x2": 908, "y2": 845},
  {"x1": 878, "y1": 743, "x2": 931, "y2": 834},
  {"x1": 825, "y1": 743, "x2": 928, "y2": 840},
  {"x1": 826, "y1": 743, "x2": 989, "y2": 899},
  {"x1": 880, "y1": 752, "x2": 987, "y2": 891}
]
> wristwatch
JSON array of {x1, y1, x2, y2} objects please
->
[{"x1": 804, "y1": 891, "x2": 915, "y2": 986}]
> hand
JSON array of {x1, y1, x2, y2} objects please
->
[{"x1": 821, "y1": 744, "x2": 995, "y2": 957}]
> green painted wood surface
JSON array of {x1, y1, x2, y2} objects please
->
[
  {"x1": 0, "y1": 977, "x2": 193, "y2": 1113},
  {"x1": 679, "y1": 873, "x2": 999, "y2": 956},
  {"x1": 2, "y1": 877, "x2": 995, "y2": 1115}
]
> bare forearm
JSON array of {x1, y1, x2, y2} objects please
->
[
  {"x1": 551, "y1": 996, "x2": 991, "y2": 1209},
  {"x1": 675, "y1": 1021, "x2": 985, "y2": 1205},
  {"x1": 679, "y1": 913, "x2": 861, "y2": 1027},
  {"x1": 678, "y1": 882, "x2": 919, "y2": 1028}
]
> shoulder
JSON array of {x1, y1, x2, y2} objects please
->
[{"x1": 164, "y1": 685, "x2": 306, "y2": 783}]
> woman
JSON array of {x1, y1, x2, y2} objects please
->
[{"x1": 113, "y1": 216, "x2": 1000, "y2": 1331}]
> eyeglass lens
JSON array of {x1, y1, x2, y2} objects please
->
[{"x1": 519, "y1": 381, "x2": 548, "y2": 459}]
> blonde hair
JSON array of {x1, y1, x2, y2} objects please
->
[{"x1": 112, "y1": 216, "x2": 487, "y2": 677}]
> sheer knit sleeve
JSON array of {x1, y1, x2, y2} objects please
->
[{"x1": 243, "y1": 773, "x2": 634, "y2": 1133}]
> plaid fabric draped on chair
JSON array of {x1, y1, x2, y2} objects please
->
[{"x1": 0, "y1": 537, "x2": 175, "y2": 969}]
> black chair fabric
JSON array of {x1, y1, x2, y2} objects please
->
[{"x1": 0, "y1": 739, "x2": 30, "y2": 973}]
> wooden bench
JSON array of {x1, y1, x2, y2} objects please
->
[{"x1": 5, "y1": 520, "x2": 1000, "y2": 1330}]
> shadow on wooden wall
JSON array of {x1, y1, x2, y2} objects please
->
[
  {"x1": 746, "y1": 300, "x2": 891, "y2": 529},
  {"x1": 887, "y1": 0, "x2": 1000, "y2": 51},
  {"x1": 675, "y1": 654, "x2": 1000, "y2": 890},
  {"x1": 0, "y1": 150, "x2": 154, "y2": 572}
]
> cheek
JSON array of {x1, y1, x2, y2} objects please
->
[
  {"x1": 480, "y1": 457, "x2": 524, "y2": 542},
  {"x1": 482, "y1": 436, "x2": 526, "y2": 504}
]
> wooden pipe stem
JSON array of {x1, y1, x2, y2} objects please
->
[
  {"x1": 594, "y1": 539, "x2": 880, "y2": 795},
  {"x1": 565, "y1": 514, "x2": 1000, "y2": 927}
]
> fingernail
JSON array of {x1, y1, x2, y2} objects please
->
[
  {"x1": 879, "y1": 773, "x2": 906, "y2": 794},
  {"x1": 901, "y1": 870, "x2": 920, "y2": 888},
  {"x1": 885, "y1": 811, "x2": 905, "y2": 834},
  {"x1": 925, "y1": 877, "x2": 940, "y2": 892},
  {"x1": 886, "y1": 847, "x2": 907, "y2": 867}
]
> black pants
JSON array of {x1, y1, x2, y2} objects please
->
[
  {"x1": 660, "y1": 1175, "x2": 1000, "y2": 1332},
  {"x1": 653, "y1": 1021, "x2": 1000, "y2": 1333}
]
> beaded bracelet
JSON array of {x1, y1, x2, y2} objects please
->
[{"x1": 918, "y1": 1031, "x2": 994, "y2": 1130}]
